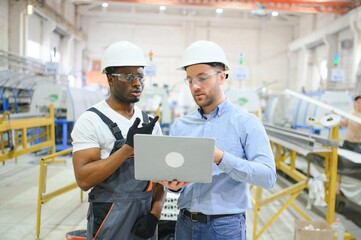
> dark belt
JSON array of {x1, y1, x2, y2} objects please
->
[{"x1": 181, "y1": 209, "x2": 236, "y2": 223}]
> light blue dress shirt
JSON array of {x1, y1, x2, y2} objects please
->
[{"x1": 170, "y1": 99, "x2": 276, "y2": 214}]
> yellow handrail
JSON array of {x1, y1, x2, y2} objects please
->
[
  {"x1": 0, "y1": 105, "x2": 55, "y2": 164},
  {"x1": 35, "y1": 147, "x2": 83, "y2": 239},
  {"x1": 252, "y1": 125, "x2": 345, "y2": 239}
]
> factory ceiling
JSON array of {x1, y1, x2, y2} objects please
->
[{"x1": 72, "y1": 0, "x2": 361, "y2": 15}]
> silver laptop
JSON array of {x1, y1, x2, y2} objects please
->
[{"x1": 134, "y1": 135, "x2": 215, "y2": 183}]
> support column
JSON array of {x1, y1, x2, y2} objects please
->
[
  {"x1": 293, "y1": 47, "x2": 310, "y2": 91},
  {"x1": 0, "y1": 0, "x2": 9, "y2": 51},
  {"x1": 351, "y1": 19, "x2": 361, "y2": 95},
  {"x1": 74, "y1": 41, "x2": 86, "y2": 88},
  {"x1": 59, "y1": 35, "x2": 74, "y2": 75},
  {"x1": 41, "y1": 20, "x2": 56, "y2": 63},
  {"x1": 324, "y1": 33, "x2": 338, "y2": 90},
  {"x1": 9, "y1": 0, "x2": 27, "y2": 55}
]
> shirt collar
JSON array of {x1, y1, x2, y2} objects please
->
[{"x1": 197, "y1": 98, "x2": 231, "y2": 119}]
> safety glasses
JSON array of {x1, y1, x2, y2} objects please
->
[
  {"x1": 184, "y1": 71, "x2": 222, "y2": 86},
  {"x1": 111, "y1": 73, "x2": 145, "y2": 84}
]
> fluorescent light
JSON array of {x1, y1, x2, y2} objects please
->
[
  {"x1": 271, "y1": 11, "x2": 279, "y2": 16},
  {"x1": 159, "y1": 5, "x2": 166, "y2": 11},
  {"x1": 216, "y1": 8, "x2": 223, "y2": 14},
  {"x1": 102, "y1": 2, "x2": 108, "y2": 8},
  {"x1": 27, "y1": 5, "x2": 34, "y2": 15}
]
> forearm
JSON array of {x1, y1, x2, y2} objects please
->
[
  {"x1": 74, "y1": 145, "x2": 133, "y2": 190},
  {"x1": 150, "y1": 183, "x2": 166, "y2": 219},
  {"x1": 340, "y1": 118, "x2": 348, "y2": 128},
  {"x1": 218, "y1": 151, "x2": 276, "y2": 189}
]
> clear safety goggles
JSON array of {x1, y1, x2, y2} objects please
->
[
  {"x1": 111, "y1": 73, "x2": 146, "y2": 84},
  {"x1": 184, "y1": 71, "x2": 222, "y2": 86}
]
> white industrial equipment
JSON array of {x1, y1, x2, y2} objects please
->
[
  {"x1": 29, "y1": 82, "x2": 104, "y2": 151},
  {"x1": 224, "y1": 88, "x2": 262, "y2": 118},
  {"x1": 265, "y1": 90, "x2": 354, "y2": 139},
  {"x1": 137, "y1": 85, "x2": 172, "y2": 134},
  {"x1": 30, "y1": 83, "x2": 104, "y2": 121}
]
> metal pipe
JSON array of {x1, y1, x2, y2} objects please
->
[{"x1": 284, "y1": 89, "x2": 361, "y2": 125}]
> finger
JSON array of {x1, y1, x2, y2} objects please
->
[
  {"x1": 149, "y1": 116, "x2": 159, "y2": 125},
  {"x1": 143, "y1": 116, "x2": 159, "y2": 131},
  {"x1": 142, "y1": 117, "x2": 153, "y2": 127},
  {"x1": 147, "y1": 116, "x2": 159, "y2": 129},
  {"x1": 131, "y1": 117, "x2": 141, "y2": 128},
  {"x1": 181, "y1": 182, "x2": 192, "y2": 187},
  {"x1": 155, "y1": 181, "x2": 170, "y2": 187}
]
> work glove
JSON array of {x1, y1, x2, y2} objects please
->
[
  {"x1": 125, "y1": 116, "x2": 159, "y2": 147},
  {"x1": 131, "y1": 213, "x2": 159, "y2": 239}
]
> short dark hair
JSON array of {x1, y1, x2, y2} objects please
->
[
  {"x1": 104, "y1": 67, "x2": 117, "y2": 74},
  {"x1": 355, "y1": 96, "x2": 361, "y2": 101},
  {"x1": 184, "y1": 62, "x2": 226, "y2": 71},
  {"x1": 104, "y1": 66, "x2": 144, "y2": 75},
  {"x1": 205, "y1": 62, "x2": 226, "y2": 71}
]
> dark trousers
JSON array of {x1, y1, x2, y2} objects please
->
[{"x1": 342, "y1": 140, "x2": 361, "y2": 153}]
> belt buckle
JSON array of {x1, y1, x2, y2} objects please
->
[{"x1": 190, "y1": 212, "x2": 199, "y2": 222}]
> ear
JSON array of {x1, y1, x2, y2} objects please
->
[
  {"x1": 107, "y1": 74, "x2": 114, "y2": 87},
  {"x1": 218, "y1": 72, "x2": 227, "y2": 85}
]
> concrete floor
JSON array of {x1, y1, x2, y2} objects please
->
[{"x1": 1, "y1": 154, "x2": 360, "y2": 240}]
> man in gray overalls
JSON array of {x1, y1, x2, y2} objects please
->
[{"x1": 71, "y1": 41, "x2": 166, "y2": 239}]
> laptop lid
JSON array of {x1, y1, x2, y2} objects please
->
[{"x1": 134, "y1": 135, "x2": 215, "y2": 183}]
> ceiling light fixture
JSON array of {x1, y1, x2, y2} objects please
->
[
  {"x1": 216, "y1": 8, "x2": 223, "y2": 14},
  {"x1": 102, "y1": 2, "x2": 108, "y2": 8},
  {"x1": 27, "y1": 4, "x2": 34, "y2": 15},
  {"x1": 159, "y1": 5, "x2": 166, "y2": 11}
]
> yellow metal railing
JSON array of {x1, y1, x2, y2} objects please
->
[
  {"x1": 252, "y1": 125, "x2": 356, "y2": 239},
  {"x1": 0, "y1": 105, "x2": 55, "y2": 164},
  {"x1": 36, "y1": 147, "x2": 83, "y2": 239}
]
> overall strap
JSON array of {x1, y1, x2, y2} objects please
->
[
  {"x1": 87, "y1": 107, "x2": 123, "y2": 140},
  {"x1": 141, "y1": 111, "x2": 149, "y2": 124},
  {"x1": 87, "y1": 107, "x2": 150, "y2": 140}
]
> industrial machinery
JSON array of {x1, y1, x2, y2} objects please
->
[
  {"x1": 0, "y1": 70, "x2": 53, "y2": 114},
  {"x1": 1, "y1": 48, "x2": 106, "y2": 151},
  {"x1": 137, "y1": 85, "x2": 172, "y2": 135},
  {"x1": 264, "y1": 90, "x2": 354, "y2": 138},
  {"x1": 263, "y1": 89, "x2": 361, "y2": 214},
  {"x1": 29, "y1": 82, "x2": 104, "y2": 150},
  {"x1": 225, "y1": 88, "x2": 262, "y2": 118}
]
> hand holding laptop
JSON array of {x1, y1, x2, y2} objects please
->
[{"x1": 154, "y1": 180, "x2": 191, "y2": 192}]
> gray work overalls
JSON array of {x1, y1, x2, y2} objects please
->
[{"x1": 86, "y1": 108, "x2": 157, "y2": 240}]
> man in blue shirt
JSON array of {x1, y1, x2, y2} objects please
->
[{"x1": 158, "y1": 40, "x2": 276, "y2": 240}]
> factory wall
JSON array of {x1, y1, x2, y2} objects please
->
[
  {"x1": 289, "y1": 7, "x2": 361, "y2": 95},
  {"x1": 81, "y1": 14, "x2": 295, "y2": 94}
]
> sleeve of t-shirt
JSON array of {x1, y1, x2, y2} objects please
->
[{"x1": 71, "y1": 112, "x2": 101, "y2": 153}]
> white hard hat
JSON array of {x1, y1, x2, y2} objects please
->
[
  {"x1": 177, "y1": 40, "x2": 230, "y2": 71},
  {"x1": 101, "y1": 41, "x2": 149, "y2": 73}
]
